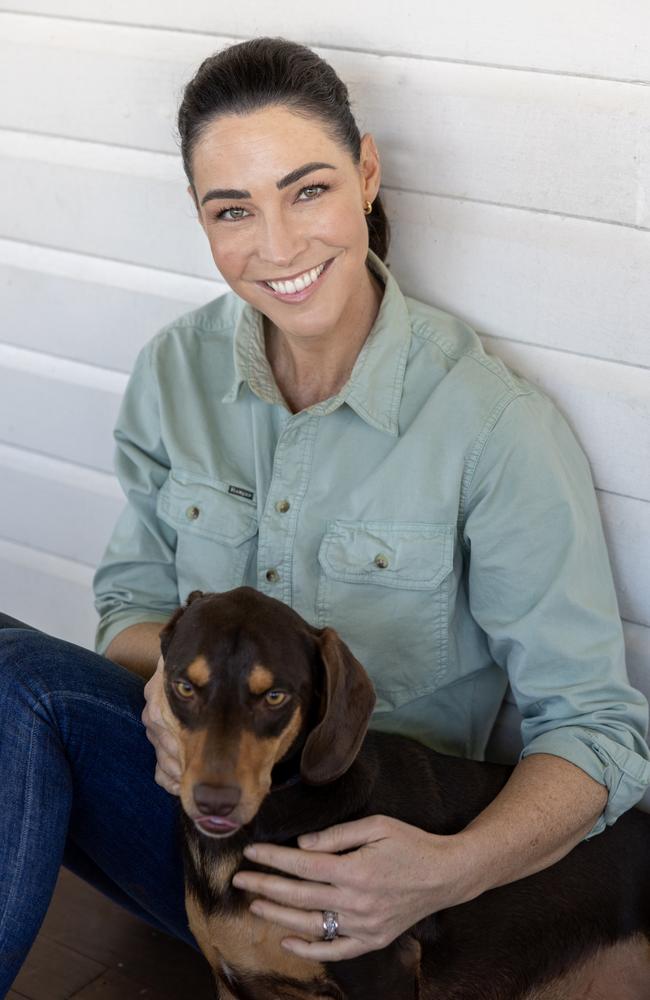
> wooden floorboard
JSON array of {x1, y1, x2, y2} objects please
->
[{"x1": 10, "y1": 868, "x2": 215, "y2": 1000}]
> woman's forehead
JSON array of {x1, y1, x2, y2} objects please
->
[{"x1": 191, "y1": 106, "x2": 349, "y2": 189}]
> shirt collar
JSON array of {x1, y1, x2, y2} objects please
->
[{"x1": 222, "y1": 249, "x2": 411, "y2": 436}]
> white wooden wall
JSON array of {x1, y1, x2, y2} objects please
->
[{"x1": 1, "y1": 4, "x2": 649, "y2": 775}]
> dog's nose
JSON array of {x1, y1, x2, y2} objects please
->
[{"x1": 193, "y1": 783, "x2": 241, "y2": 816}]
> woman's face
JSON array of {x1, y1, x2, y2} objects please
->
[{"x1": 189, "y1": 105, "x2": 381, "y2": 342}]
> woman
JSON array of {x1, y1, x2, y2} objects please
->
[{"x1": 1, "y1": 37, "x2": 648, "y2": 989}]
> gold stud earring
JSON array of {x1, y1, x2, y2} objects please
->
[{"x1": 363, "y1": 200, "x2": 373, "y2": 215}]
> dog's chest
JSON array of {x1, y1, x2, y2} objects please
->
[{"x1": 185, "y1": 845, "x2": 332, "y2": 999}]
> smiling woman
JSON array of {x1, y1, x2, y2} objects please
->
[
  {"x1": 188, "y1": 106, "x2": 383, "y2": 383},
  {"x1": 1, "y1": 33, "x2": 649, "y2": 1000}
]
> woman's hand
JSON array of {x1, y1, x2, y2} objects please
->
[
  {"x1": 231, "y1": 815, "x2": 476, "y2": 961},
  {"x1": 142, "y1": 654, "x2": 184, "y2": 795}
]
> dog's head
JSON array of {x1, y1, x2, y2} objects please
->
[{"x1": 159, "y1": 587, "x2": 376, "y2": 838}]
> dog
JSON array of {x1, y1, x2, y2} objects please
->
[{"x1": 159, "y1": 587, "x2": 650, "y2": 1000}]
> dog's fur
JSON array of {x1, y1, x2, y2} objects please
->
[{"x1": 159, "y1": 587, "x2": 650, "y2": 1000}]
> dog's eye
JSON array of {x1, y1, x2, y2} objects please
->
[
  {"x1": 174, "y1": 679, "x2": 195, "y2": 700},
  {"x1": 264, "y1": 690, "x2": 288, "y2": 708}
]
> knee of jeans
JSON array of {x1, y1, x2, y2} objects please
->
[{"x1": 0, "y1": 627, "x2": 66, "y2": 695}]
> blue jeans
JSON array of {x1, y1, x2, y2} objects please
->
[{"x1": 0, "y1": 614, "x2": 196, "y2": 997}]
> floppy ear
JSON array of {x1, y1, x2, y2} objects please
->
[
  {"x1": 158, "y1": 589, "x2": 204, "y2": 659},
  {"x1": 300, "y1": 627, "x2": 376, "y2": 785}
]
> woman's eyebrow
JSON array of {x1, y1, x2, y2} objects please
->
[{"x1": 200, "y1": 162, "x2": 337, "y2": 206}]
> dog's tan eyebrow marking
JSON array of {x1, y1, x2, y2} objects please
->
[
  {"x1": 186, "y1": 655, "x2": 211, "y2": 687},
  {"x1": 248, "y1": 664, "x2": 275, "y2": 695}
]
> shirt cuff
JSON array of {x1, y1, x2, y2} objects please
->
[
  {"x1": 95, "y1": 609, "x2": 176, "y2": 657},
  {"x1": 519, "y1": 726, "x2": 650, "y2": 838}
]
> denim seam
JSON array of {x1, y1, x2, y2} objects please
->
[
  {"x1": 35, "y1": 691, "x2": 145, "y2": 727},
  {"x1": 0, "y1": 709, "x2": 39, "y2": 946}
]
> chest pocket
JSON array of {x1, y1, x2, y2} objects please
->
[
  {"x1": 157, "y1": 470, "x2": 258, "y2": 599},
  {"x1": 317, "y1": 520, "x2": 454, "y2": 711}
]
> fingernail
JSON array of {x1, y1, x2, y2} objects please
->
[
  {"x1": 243, "y1": 845, "x2": 257, "y2": 859},
  {"x1": 299, "y1": 833, "x2": 316, "y2": 847},
  {"x1": 249, "y1": 902, "x2": 262, "y2": 915}
]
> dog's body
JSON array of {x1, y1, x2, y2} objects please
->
[{"x1": 159, "y1": 588, "x2": 650, "y2": 1000}]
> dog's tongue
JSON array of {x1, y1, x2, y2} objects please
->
[{"x1": 195, "y1": 815, "x2": 240, "y2": 834}]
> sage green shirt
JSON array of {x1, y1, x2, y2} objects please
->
[{"x1": 93, "y1": 250, "x2": 650, "y2": 833}]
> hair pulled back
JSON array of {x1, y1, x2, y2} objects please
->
[{"x1": 177, "y1": 37, "x2": 390, "y2": 262}]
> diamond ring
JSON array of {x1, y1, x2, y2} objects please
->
[{"x1": 322, "y1": 910, "x2": 339, "y2": 941}]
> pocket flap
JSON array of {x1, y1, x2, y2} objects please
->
[
  {"x1": 157, "y1": 471, "x2": 257, "y2": 545},
  {"x1": 319, "y1": 521, "x2": 454, "y2": 590}
]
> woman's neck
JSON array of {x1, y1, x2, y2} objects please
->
[{"x1": 264, "y1": 266, "x2": 384, "y2": 413}]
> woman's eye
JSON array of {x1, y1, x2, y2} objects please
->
[
  {"x1": 174, "y1": 679, "x2": 195, "y2": 699},
  {"x1": 297, "y1": 184, "x2": 328, "y2": 201},
  {"x1": 216, "y1": 206, "x2": 249, "y2": 221},
  {"x1": 264, "y1": 690, "x2": 288, "y2": 708}
]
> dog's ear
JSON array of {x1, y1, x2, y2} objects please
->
[
  {"x1": 300, "y1": 628, "x2": 376, "y2": 785},
  {"x1": 159, "y1": 590, "x2": 204, "y2": 659}
]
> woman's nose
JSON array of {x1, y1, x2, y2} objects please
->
[{"x1": 256, "y1": 212, "x2": 309, "y2": 270}]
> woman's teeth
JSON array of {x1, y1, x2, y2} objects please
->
[{"x1": 265, "y1": 261, "x2": 326, "y2": 295}]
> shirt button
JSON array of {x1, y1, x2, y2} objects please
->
[
  {"x1": 275, "y1": 499, "x2": 290, "y2": 514},
  {"x1": 186, "y1": 505, "x2": 200, "y2": 520},
  {"x1": 265, "y1": 568, "x2": 280, "y2": 583},
  {"x1": 374, "y1": 553, "x2": 389, "y2": 569}
]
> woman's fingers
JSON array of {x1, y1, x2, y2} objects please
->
[
  {"x1": 154, "y1": 763, "x2": 180, "y2": 796},
  {"x1": 154, "y1": 746, "x2": 182, "y2": 781},
  {"x1": 142, "y1": 654, "x2": 184, "y2": 789},
  {"x1": 233, "y1": 869, "x2": 337, "y2": 911},
  {"x1": 249, "y1": 899, "x2": 329, "y2": 939},
  {"x1": 298, "y1": 816, "x2": 391, "y2": 853}
]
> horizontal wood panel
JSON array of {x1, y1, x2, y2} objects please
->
[
  {"x1": 0, "y1": 238, "x2": 224, "y2": 369},
  {"x1": 1, "y1": 15, "x2": 649, "y2": 227},
  {"x1": 0, "y1": 537, "x2": 96, "y2": 647},
  {"x1": 0, "y1": 131, "x2": 216, "y2": 278},
  {"x1": 597, "y1": 493, "x2": 650, "y2": 630},
  {"x1": 0, "y1": 345, "x2": 124, "y2": 472},
  {"x1": 1, "y1": 137, "x2": 649, "y2": 369},
  {"x1": 1, "y1": 262, "x2": 201, "y2": 372},
  {"x1": 3, "y1": 1, "x2": 649, "y2": 82},
  {"x1": 389, "y1": 190, "x2": 650, "y2": 370},
  {"x1": 0, "y1": 444, "x2": 123, "y2": 566}
]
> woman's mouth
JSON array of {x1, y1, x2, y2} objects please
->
[{"x1": 256, "y1": 257, "x2": 335, "y2": 303}]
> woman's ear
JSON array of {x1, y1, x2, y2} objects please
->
[
  {"x1": 300, "y1": 628, "x2": 376, "y2": 785},
  {"x1": 359, "y1": 132, "x2": 381, "y2": 204},
  {"x1": 158, "y1": 590, "x2": 205, "y2": 659}
]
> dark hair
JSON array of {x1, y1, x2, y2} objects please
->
[{"x1": 177, "y1": 37, "x2": 390, "y2": 262}]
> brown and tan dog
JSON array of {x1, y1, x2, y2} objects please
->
[{"x1": 159, "y1": 587, "x2": 650, "y2": 1000}]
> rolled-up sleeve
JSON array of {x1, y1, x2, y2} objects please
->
[
  {"x1": 93, "y1": 339, "x2": 179, "y2": 655},
  {"x1": 462, "y1": 388, "x2": 650, "y2": 835}
]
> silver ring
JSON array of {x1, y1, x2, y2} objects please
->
[{"x1": 322, "y1": 910, "x2": 339, "y2": 941}]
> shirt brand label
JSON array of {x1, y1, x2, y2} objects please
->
[{"x1": 228, "y1": 485, "x2": 255, "y2": 501}]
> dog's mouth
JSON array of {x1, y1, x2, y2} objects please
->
[{"x1": 194, "y1": 815, "x2": 242, "y2": 838}]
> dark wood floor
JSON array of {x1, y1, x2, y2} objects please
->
[{"x1": 9, "y1": 868, "x2": 215, "y2": 1000}]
